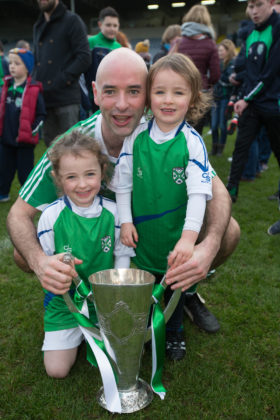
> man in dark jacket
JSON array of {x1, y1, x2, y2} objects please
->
[
  {"x1": 33, "y1": 0, "x2": 91, "y2": 146},
  {"x1": 227, "y1": 0, "x2": 280, "y2": 202}
]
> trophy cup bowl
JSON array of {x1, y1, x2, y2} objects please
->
[{"x1": 89, "y1": 268, "x2": 155, "y2": 413}]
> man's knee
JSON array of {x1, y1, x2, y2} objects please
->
[
  {"x1": 211, "y1": 217, "x2": 240, "y2": 269},
  {"x1": 44, "y1": 349, "x2": 77, "y2": 379}
]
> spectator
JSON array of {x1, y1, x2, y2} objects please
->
[
  {"x1": 177, "y1": 5, "x2": 220, "y2": 135},
  {"x1": 152, "y1": 24, "x2": 181, "y2": 63},
  {"x1": 0, "y1": 40, "x2": 9, "y2": 90},
  {"x1": 33, "y1": 0, "x2": 91, "y2": 146},
  {"x1": 226, "y1": 0, "x2": 280, "y2": 203},
  {"x1": 0, "y1": 48, "x2": 45, "y2": 202},
  {"x1": 135, "y1": 39, "x2": 152, "y2": 69},
  {"x1": 16, "y1": 40, "x2": 31, "y2": 50},
  {"x1": 211, "y1": 39, "x2": 236, "y2": 156},
  {"x1": 86, "y1": 6, "x2": 121, "y2": 111},
  {"x1": 116, "y1": 31, "x2": 132, "y2": 48}
]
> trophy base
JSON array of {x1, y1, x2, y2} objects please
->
[{"x1": 97, "y1": 378, "x2": 154, "y2": 413}]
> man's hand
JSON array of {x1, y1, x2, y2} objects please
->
[
  {"x1": 120, "y1": 223, "x2": 138, "y2": 248},
  {"x1": 229, "y1": 73, "x2": 240, "y2": 86},
  {"x1": 35, "y1": 253, "x2": 83, "y2": 295},
  {"x1": 165, "y1": 240, "x2": 213, "y2": 292},
  {"x1": 234, "y1": 99, "x2": 248, "y2": 116}
]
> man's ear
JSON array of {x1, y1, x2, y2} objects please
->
[
  {"x1": 92, "y1": 81, "x2": 99, "y2": 106},
  {"x1": 98, "y1": 20, "x2": 102, "y2": 30}
]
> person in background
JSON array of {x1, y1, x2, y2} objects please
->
[
  {"x1": 116, "y1": 31, "x2": 132, "y2": 48},
  {"x1": 0, "y1": 48, "x2": 45, "y2": 202},
  {"x1": 86, "y1": 6, "x2": 121, "y2": 111},
  {"x1": 134, "y1": 39, "x2": 152, "y2": 69},
  {"x1": 211, "y1": 39, "x2": 236, "y2": 156},
  {"x1": 16, "y1": 40, "x2": 31, "y2": 50},
  {"x1": 0, "y1": 40, "x2": 9, "y2": 91},
  {"x1": 226, "y1": 0, "x2": 280, "y2": 203},
  {"x1": 152, "y1": 24, "x2": 181, "y2": 63},
  {"x1": 177, "y1": 4, "x2": 220, "y2": 135},
  {"x1": 33, "y1": 0, "x2": 90, "y2": 147}
]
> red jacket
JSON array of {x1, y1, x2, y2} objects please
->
[
  {"x1": 0, "y1": 75, "x2": 43, "y2": 145},
  {"x1": 178, "y1": 36, "x2": 220, "y2": 90}
]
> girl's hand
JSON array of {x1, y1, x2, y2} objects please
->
[
  {"x1": 168, "y1": 230, "x2": 198, "y2": 269},
  {"x1": 120, "y1": 223, "x2": 138, "y2": 248}
]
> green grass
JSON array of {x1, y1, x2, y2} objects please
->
[{"x1": 1, "y1": 134, "x2": 280, "y2": 420}]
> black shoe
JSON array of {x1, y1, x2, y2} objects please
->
[
  {"x1": 165, "y1": 330, "x2": 186, "y2": 361},
  {"x1": 184, "y1": 293, "x2": 220, "y2": 333}
]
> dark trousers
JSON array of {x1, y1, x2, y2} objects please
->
[
  {"x1": 154, "y1": 273, "x2": 184, "y2": 332},
  {"x1": 0, "y1": 144, "x2": 34, "y2": 195},
  {"x1": 228, "y1": 105, "x2": 280, "y2": 189}
]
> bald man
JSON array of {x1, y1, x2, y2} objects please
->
[{"x1": 7, "y1": 48, "x2": 240, "y2": 330}]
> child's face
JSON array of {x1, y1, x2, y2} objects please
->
[
  {"x1": 8, "y1": 53, "x2": 28, "y2": 81},
  {"x1": 57, "y1": 151, "x2": 102, "y2": 208},
  {"x1": 218, "y1": 45, "x2": 228, "y2": 61},
  {"x1": 247, "y1": 0, "x2": 273, "y2": 25},
  {"x1": 99, "y1": 16, "x2": 119, "y2": 40},
  {"x1": 150, "y1": 68, "x2": 192, "y2": 132}
]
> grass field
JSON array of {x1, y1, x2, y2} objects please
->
[{"x1": 0, "y1": 132, "x2": 279, "y2": 420}]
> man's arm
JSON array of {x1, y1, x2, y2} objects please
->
[
  {"x1": 7, "y1": 197, "x2": 79, "y2": 294},
  {"x1": 166, "y1": 176, "x2": 240, "y2": 291}
]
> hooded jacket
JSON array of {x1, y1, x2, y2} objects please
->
[{"x1": 178, "y1": 22, "x2": 220, "y2": 90}]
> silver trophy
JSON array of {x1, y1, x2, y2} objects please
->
[{"x1": 89, "y1": 268, "x2": 180, "y2": 414}]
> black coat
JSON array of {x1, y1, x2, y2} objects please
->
[{"x1": 33, "y1": 1, "x2": 91, "y2": 108}]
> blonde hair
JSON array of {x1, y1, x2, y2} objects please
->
[
  {"x1": 147, "y1": 53, "x2": 212, "y2": 125},
  {"x1": 183, "y1": 5, "x2": 212, "y2": 26},
  {"x1": 161, "y1": 24, "x2": 181, "y2": 44},
  {"x1": 48, "y1": 131, "x2": 109, "y2": 184},
  {"x1": 219, "y1": 39, "x2": 236, "y2": 67}
]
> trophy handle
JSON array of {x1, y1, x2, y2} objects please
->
[{"x1": 145, "y1": 274, "x2": 181, "y2": 343}]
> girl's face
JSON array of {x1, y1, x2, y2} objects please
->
[
  {"x1": 57, "y1": 150, "x2": 102, "y2": 207},
  {"x1": 218, "y1": 45, "x2": 227, "y2": 61},
  {"x1": 8, "y1": 53, "x2": 28, "y2": 83},
  {"x1": 150, "y1": 68, "x2": 192, "y2": 132}
]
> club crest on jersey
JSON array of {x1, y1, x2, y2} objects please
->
[
  {"x1": 101, "y1": 235, "x2": 112, "y2": 253},
  {"x1": 173, "y1": 167, "x2": 185, "y2": 184}
]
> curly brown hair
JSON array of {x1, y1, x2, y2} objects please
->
[
  {"x1": 48, "y1": 130, "x2": 109, "y2": 188},
  {"x1": 147, "y1": 53, "x2": 212, "y2": 125}
]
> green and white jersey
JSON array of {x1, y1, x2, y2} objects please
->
[
  {"x1": 19, "y1": 112, "x2": 117, "y2": 210},
  {"x1": 111, "y1": 119, "x2": 213, "y2": 274},
  {"x1": 38, "y1": 194, "x2": 134, "y2": 331}
]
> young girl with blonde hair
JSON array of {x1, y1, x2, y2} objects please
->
[{"x1": 111, "y1": 53, "x2": 213, "y2": 361}]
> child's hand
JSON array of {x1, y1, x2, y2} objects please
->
[
  {"x1": 168, "y1": 231, "x2": 198, "y2": 269},
  {"x1": 121, "y1": 223, "x2": 138, "y2": 248}
]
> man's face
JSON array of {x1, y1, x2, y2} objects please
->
[
  {"x1": 37, "y1": 0, "x2": 58, "y2": 13},
  {"x1": 93, "y1": 60, "x2": 146, "y2": 141},
  {"x1": 98, "y1": 16, "x2": 119, "y2": 40},
  {"x1": 247, "y1": 0, "x2": 273, "y2": 25}
]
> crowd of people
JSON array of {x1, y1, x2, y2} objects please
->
[{"x1": 0, "y1": 0, "x2": 279, "y2": 384}]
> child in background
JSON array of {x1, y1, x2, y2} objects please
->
[
  {"x1": 111, "y1": 53, "x2": 213, "y2": 361},
  {"x1": 211, "y1": 39, "x2": 236, "y2": 156},
  {"x1": 37, "y1": 131, "x2": 134, "y2": 378},
  {"x1": 0, "y1": 40, "x2": 9, "y2": 91},
  {"x1": 0, "y1": 48, "x2": 45, "y2": 202}
]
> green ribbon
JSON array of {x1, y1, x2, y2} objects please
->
[{"x1": 150, "y1": 284, "x2": 166, "y2": 398}]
